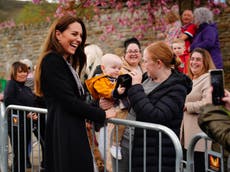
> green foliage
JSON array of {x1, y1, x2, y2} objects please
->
[
  {"x1": 14, "y1": 2, "x2": 57, "y2": 25},
  {"x1": 3, "y1": 1, "x2": 95, "y2": 25},
  {"x1": 75, "y1": 5, "x2": 95, "y2": 21}
]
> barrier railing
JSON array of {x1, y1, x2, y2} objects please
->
[
  {"x1": 1, "y1": 104, "x2": 184, "y2": 172},
  {"x1": 184, "y1": 132, "x2": 224, "y2": 172},
  {"x1": 105, "y1": 118, "x2": 184, "y2": 172},
  {"x1": 0, "y1": 102, "x2": 7, "y2": 172},
  {"x1": 0, "y1": 104, "x2": 47, "y2": 172}
]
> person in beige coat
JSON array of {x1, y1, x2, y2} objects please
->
[{"x1": 180, "y1": 48, "x2": 216, "y2": 172}]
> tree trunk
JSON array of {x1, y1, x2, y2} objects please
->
[
  {"x1": 177, "y1": 0, "x2": 194, "y2": 15},
  {"x1": 177, "y1": 0, "x2": 210, "y2": 15},
  {"x1": 200, "y1": 0, "x2": 207, "y2": 6},
  {"x1": 0, "y1": 0, "x2": 4, "y2": 9}
]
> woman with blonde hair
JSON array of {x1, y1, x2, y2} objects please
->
[
  {"x1": 164, "y1": 11, "x2": 182, "y2": 45},
  {"x1": 83, "y1": 44, "x2": 103, "y2": 80}
]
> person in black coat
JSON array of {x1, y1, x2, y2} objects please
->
[
  {"x1": 4, "y1": 61, "x2": 36, "y2": 171},
  {"x1": 34, "y1": 15, "x2": 116, "y2": 172},
  {"x1": 119, "y1": 41, "x2": 192, "y2": 172},
  {"x1": 129, "y1": 41, "x2": 192, "y2": 171}
]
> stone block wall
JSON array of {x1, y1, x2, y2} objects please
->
[
  {"x1": 0, "y1": 7, "x2": 229, "y2": 89},
  {"x1": 215, "y1": 7, "x2": 230, "y2": 89}
]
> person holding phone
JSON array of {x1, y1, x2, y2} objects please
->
[
  {"x1": 198, "y1": 88, "x2": 230, "y2": 171},
  {"x1": 180, "y1": 48, "x2": 216, "y2": 172},
  {"x1": 199, "y1": 88, "x2": 230, "y2": 146},
  {"x1": 112, "y1": 41, "x2": 192, "y2": 172},
  {"x1": 210, "y1": 69, "x2": 225, "y2": 106}
]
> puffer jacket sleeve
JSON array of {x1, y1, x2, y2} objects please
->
[
  {"x1": 198, "y1": 104, "x2": 230, "y2": 152},
  {"x1": 127, "y1": 82, "x2": 187, "y2": 124}
]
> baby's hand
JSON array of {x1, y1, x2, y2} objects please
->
[{"x1": 117, "y1": 85, "x2": 126, "y2": 95}]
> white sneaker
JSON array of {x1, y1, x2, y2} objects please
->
[{"x1": 110, "y1": 145, "x2": 122, "y2": 160}]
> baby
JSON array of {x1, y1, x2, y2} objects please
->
[{"x1": 85, "y1": 53, "x2": 129, "y2": 160}]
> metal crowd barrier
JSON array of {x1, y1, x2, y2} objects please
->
[
  {"x1": 105, "y1": 118, "x2": 183, "y2": 172},
  {"x1": 184, "y1": 132, "x2": 224, "y2": 172},
  {"x1": 0, "y1": 103, "x2": 47, "y2": 172},
  {"x1": 1, "y1": 104, "x2": 185, "y2": 172},
  {"x1": 0, "y1": 102, "x2": 7, "y2": 172}
]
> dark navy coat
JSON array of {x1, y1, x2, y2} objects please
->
[
  {"x1": 128, "y1": 70, "x2": 192, "y2": 172},
  {"x1": 41, "y1": 52, "x2": 106, "y2": 172}
]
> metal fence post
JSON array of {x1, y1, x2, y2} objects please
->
[
  {"x1": 0, "y1": 102, "x2": 8, "y2": 172},
  {"x1": 185, "y1": 132, "x2": 224, "y2": 172}
]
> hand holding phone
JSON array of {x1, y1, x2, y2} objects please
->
[{"x1": 210, "y1": 69, "x2": 225, "y2": 105}]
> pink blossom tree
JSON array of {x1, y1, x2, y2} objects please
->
[{"x1": 29, "y1": 0, "x2": 227, "y2": 40}]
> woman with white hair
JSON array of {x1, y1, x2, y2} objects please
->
[{"x1": 190, "y1": 7, "x2": 223, "y2": 69}]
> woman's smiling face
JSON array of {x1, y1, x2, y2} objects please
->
[
  {"x1": 16, "y1": 68, "x2": 28, "y2": 83},
  {"x1": 56, "y1": 22, "x2": 82, "y2": 58},
  {"x1": 124, "y1": 43, "x2": 142, "y2": 67},
  {"x1": 189, "y1": 52, "x2": 204, "y2": 78}
]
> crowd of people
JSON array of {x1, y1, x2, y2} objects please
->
[{"x1": 0, "y1": 6, "x2": 228, "y2": 172}]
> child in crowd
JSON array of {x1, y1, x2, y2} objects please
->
[
  {"x1": 85, "y1": 53, "x2": 129, "y2": 161},
  {"x1": 171, "y1": 39, "x2": 189, "y2": 74},
  {"x1": 164, "y1": 10, "x2": 182, "y2": 46}
]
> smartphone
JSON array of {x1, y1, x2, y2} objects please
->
[{"x1": 210, "y1": 69, "x2": 225, "y2": 105}]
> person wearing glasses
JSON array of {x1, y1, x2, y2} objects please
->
[
  {"x1": 99, "y1": 37, "x2": 145, "y2": 171},
  {"x1": 121, "y1": 37, "x2": 144, "y2": 75},
  {"x1": 101, "y1": 41, "x2": 192, "y2": 172}
]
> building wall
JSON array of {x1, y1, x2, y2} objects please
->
[{"x1": 0, "y1": 7, "x2": 229, "y2": 88}]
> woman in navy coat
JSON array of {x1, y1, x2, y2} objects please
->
[
  {"x1": 34, "y1": 15, "x2": 115, "y2": 172},
  {"x1": 127, "y1": 41, "x2": 192, "y2": 172}
]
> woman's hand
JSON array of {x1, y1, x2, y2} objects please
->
[
  {"x1": 223, "y1": 89, "x2": 230, "y2": 111},
  {"x1": 99, "y1": 97, "x2": 114, "y2": 110},
  {"x1": 129, "y1": 71, "x2": 142, "y2": 85},
  {"x1": 27, "y1": 112, "x2": 38, "y2": 120}
]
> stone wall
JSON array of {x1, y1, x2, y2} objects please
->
[
  {"x1": 214, "y1": 7, "x2": 230, "y2": 89},
  {"x1": 0, "y1": 7, "x2": 229, "y2": 89}
]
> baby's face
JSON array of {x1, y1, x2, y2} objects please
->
[
  {"x1": 172, "y1": 43, "x2": 185, "y2": 56},
  {"x1": 103, "y1": 61, "x2": 122, "y2": 78}
]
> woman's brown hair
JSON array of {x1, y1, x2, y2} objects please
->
[
  {"x1": 188, "y1": 48, "x2": 216, "y2": 79},
  {"x1": 34, "y1": 15, "x2": 87, "y2": 96},
  {"x1": 10, "y1": 61, "x2": 28, "y2": 80}
]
